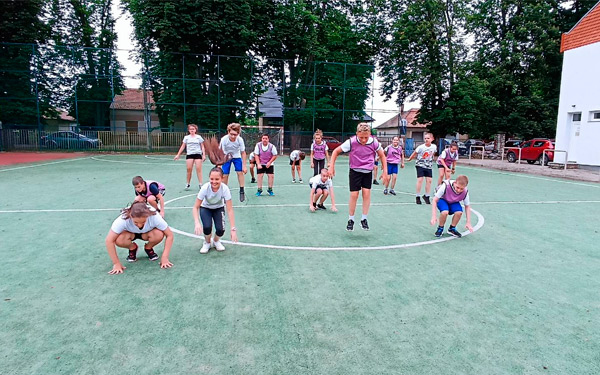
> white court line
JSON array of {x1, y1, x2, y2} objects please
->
[
  {"x1": 144, "y1": 155, "x2": 177, "y2": 161},
  {"x1": 0, "y1": 157, "x2": 87, "y2": 172},
  {"x1": 169, "y1": 209, "x2": 485, "y2": 251},
  {"x1": 90, "y1": 156, "x2": 177, "y2": 165},
  {"x1": 460, "y1": 165, "x2": 600, "y2": 189}
]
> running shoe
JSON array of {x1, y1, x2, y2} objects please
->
[
  {"x1": 200, "y1": 241, "x2": 211, "y2": 254},
  {"x1": 213, "y1": 240, "x2": 226, "y2": 251},
  {"x1": 317, "y1": 203, "x2": 326, "y2": 210},
  {"x1": 346, "y1": 219, "x2": 355, "y2": 231},
  {"x1": 256, "y1": 189, "x2": 262, "y2": 196},
  {"x1": 447, "y1": 227, "x2": 462, "y2": 238},
  {"x1": 372, "y1": 179, "x2": 380, "y2": 185},
  {"x1": 185, "y1": 184, "x2": 191, "y2": 191},
  {"x1": 240, "y1": 190, "x2": 245, "y2": 202},
  {"x1": 251, "y1": 178, "x2": 256, "y2": 183},
  {"x1": 292, "y1": 179, "x2": 296, "y2": 183},
  {"x1": 299, "y1": 179, "x2": 303, "y2": 184},
  {"x1": 383, "y1": 188, "x2": 388, "y2": 195},
  {"x1": 360, "y1": 219, "x2": 370, "y2": 231},
  {"x1": 416, "y1": 196, "x2": 422, "y2": 205},
  {"x1": 267, "y1": 188, "x2": 274, "y2": 196},
  {"x1": 435, "y1": 226, "x2": 444, "y2": 237},
  {"x1": 389, "y1": 189, "x2": 396, "y2": 196},
  {"x1": 145, "y1": 247, "x2": 159, "y2": 261},
  {"x1": 422, "y1": 195, "x2": 431, "y2": 205},
  {"x1": 126, "y1": 243, "x2": 138, "y2": 262}
]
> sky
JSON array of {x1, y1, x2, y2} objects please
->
[{"x1": 110, "y1": 0, "x2": 419, "y2": 126}]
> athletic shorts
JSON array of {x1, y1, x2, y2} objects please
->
[
  {"x1": 289, "y1": 159, "x2": 300, "y2": 166},
  {"x1": 257, "y1": 165, "x2": 274, "y2": 174},
  {"x1": 437, "y1": 199, "x2": 463, "y2": 214},
  {"x1": 309, "y1": 183, "x2": 328, "y2": 191},
  {"x1": 186, "y1": 153, "x2": 203, "y2": 160},
  {"x1": 437, "y1": 163, "x2": 447, "y2": 169},
  {"x1": 222, "y1": 157, "x2": 243, "y2": 174},
  {"x1": 416, "y1": 166, "x2": 433, "y2": 178},
  {"x1": 349, "y1": 169, "x2": 372, "y2": 192},
  {"x1": 249, "y1": 158, "x2": 256, "y2": 165},
  {"x1": 387, "y1": 163, "x2": 398, "y2": 175},
  {"x1": 133, "y1": 233, "x2": 144, "y2": 240}
]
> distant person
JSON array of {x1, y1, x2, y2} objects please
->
[
  {"x1": 290, "y1": 150, "x2": 306, "y2": 183},
  {"x1": 218, "y1": 123, "x2": 247, "y2": 202},
  {"x1": 105, "y1": 202, "x2": 174, "y2": 274},
  {"x1": 430, "y1": 175, "x2": 474, "y2": 238},
  {"x1": 248, "y1": 151, "x2": 256, "y2": 183},
  {"x1": 407, "y1": 132, "x2": 437, "y2": 204},
  {"x1": 132, "y1": 176, "x2": 166, "y2": 218},
  {"x1": 310, "y1": 129, "x2": 330, "y2": 176},
  {"x1": 436, "y1": 142, "x2": 459, "y2": 187},
  {"x1": 174, "y1": 124, "x2": 205, "y2": 190},
  {"x1": 329, "y1": 122, "x2": 388, "y2": 231},
  {"x1": 309, "y1": 167, "x2": 337, "y2": 212},
  {"x1": 382, "y1": 136, "x2": 405, "y2": 195},
  {"x1": 254, "y1": 133, "x2": 278, "y2": 196}
]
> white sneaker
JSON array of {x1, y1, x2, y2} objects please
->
[
  {"x1": 200, "y1": 241, "x2": 211, "y2": 254},
  {"x1": 292, "y1": 179, "x2": 296, "y2": 183},
  {"x1": 214, "y1": 240, "x2": 225, "y2": 251},
  {"x1": 185, "y1": 184, "x2": 190, "y2": 191},
  {"x1": 299, "y1": 179, "x2": 303, "y2": 184}
]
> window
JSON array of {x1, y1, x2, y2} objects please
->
[
  {"x1": 521, "y1": 141, "x2": 532, "y2": 148},
  {"x1": 590, "y1": 111, "x2": 600, "y2": 122},
  {"x1": 533, "y1": 141, "x2": 545, "y2": 147},
  {"x1": 572, "y1": 113, "x2": 582, "y2": 122}
]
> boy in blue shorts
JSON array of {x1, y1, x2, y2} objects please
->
[
  {"x1": 430, "y1": 175, "x2": 474, "y2": 238},
  {"x1": 219, "y1": 123, "x2": 247, "y2": 202}
]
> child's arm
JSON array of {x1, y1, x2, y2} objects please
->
[
  {"x1": 105, "y1": 230, "x2": 125, "y2": 275},
  {"x1": 401, "y1": 150, "x2": 405, "y2": 168},
  {"x1": 329, "y1": 146, "x2": 343, "y2": 177},
  {"x1": 201, "y1": 142, "x2": 206, "y2": 162},
  {"x1": 325, "y1": 149, "x2": 330, "y2": 166},
  {"x1": 406, "y1": 150, "x2": 417, "y2": 162},
  {"x1": 241, "y1": 151, "x2": 247, "y2": 174},
  {"x1": 309, "y1": 188, "x2": 316, "y2": 212},
  {"x1": 156, "y1": 193, "x2": 165, "y2": 217},
  {"x1": 464, "y1": 205, "x2": 473, "y2": 232},
  {"x1": 310, "y1": 149, "x2": 315, "y2": 168},
  {"x1": 193, "y1": 198, "x2": 203, "y2": 235},
  {"x1": 329, "y1": 185, "x2": 337, "y2": 212},
  {"x1": 160, "y1": 227, "x2": 174, "y2": 269},
  {"x1": 377, "y1": 148, "x2": 389, "y2": 185},
  {"x1": 451, "y1": 160, "x2": 456, "y2": 174},
  {"x1": 225, "y1": 199, "x2": 238, "y2": 242},
  {"x1": 174, "y1": 142, "x2": 186, "y2": 160},
  {"x1": 266, "y1": 150, "x2": 277, "y2": 168},
  {"x1": 430, "y1": 196, "x2": 440, "y2": 225}
]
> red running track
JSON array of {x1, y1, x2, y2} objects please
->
[{"x1": 0, "y1": 152, "x2": 88, "y2": 166}]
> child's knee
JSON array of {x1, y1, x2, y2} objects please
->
[
  {"x1": 203, "y1": 225, "x2": 213, "y2": 236},
  {"x1": 134, "y1": 195, "x2": 146, "y2": 203},
  {"x1": 147, "y1": 195, "x2": 157, "y2": 203},
  {"x1": 215, "y1": 228, "x2": 225, "y2": 237}
]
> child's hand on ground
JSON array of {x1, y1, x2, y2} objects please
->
[
  {"x1": 331, "y1": 205, "x2": 338, "y2": 212},
  {"x1": 194, "y1": 223, "x2": 202, "y2": 236},
  {"x1": 231, "y1": 230, "x2": 238, "y2": 242},
  {"x1": 310, "y1": 205, "x2": 316, "y2": 212},
  {"x1": 160, "y1": 257, "x2": 173, "y2": 269},
  {"x1": 430, "y1": 217, "x2": 437, "y2": 226},
  {"x1": 466, "y1": 223, "x2": 474, "y2": 232},
  {"x1": 108, "y1": 263, "x2": 126, "y2": 275}
]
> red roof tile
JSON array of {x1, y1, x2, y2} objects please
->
[
  {"x1": 375, "y1": 108, "x2": 428, "y2": 130},
  {"x1": 110, "y1": 89, "x2": 155, "y2": 110},
  {"x1": 561, "y1": 1, "x2": 600, "y2": 52}
]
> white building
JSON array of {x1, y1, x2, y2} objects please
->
[{"x1": 555, "y1": 1, "x2": 600, "y2": 167}]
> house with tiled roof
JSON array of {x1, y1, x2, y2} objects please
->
[
  {"x1": 374, "y1": 108, "x2": 428, "y2": 142},
  {"x1": 555, "y1": 1, "x2": 600, "y2": 167},
  {"x1": 109, "y1": 89, "x2": 175, "y2": 132}
]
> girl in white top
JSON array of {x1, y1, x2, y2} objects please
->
[
  {"x1": 193, "y1": 167, "x2": 238, "y2": 254},
  {"x1": 174, "y1": 124, "x2": 206, "y2": 190},
  {"x1": 105, "y1": 202, "x2": 174, "y2": 275}
]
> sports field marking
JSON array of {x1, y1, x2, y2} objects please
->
[
  {"x1": 460, "y1": 165, "x2": 600, "y2": 189},
  {"x1": 90, "y1": 156, "x2": 177, "y2": 165},
  {"x1": 144, "y1": 155, "x2": 178, "y2": 161},
  {"x1": 169, "y1": 208, "x2": 484, "y2": 251},
  {"x1": 0, "y1": 157, "x2": 87, "y2": 172}
]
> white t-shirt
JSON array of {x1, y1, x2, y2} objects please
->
[
  {"x1": 197, "y1": 182, "x2": 232, "y2": 209},
  {"x1": 183, "y1": 134, "x2": 204, "y2": 155},
  {"x1": 434, "y1": 181, "x2": 471, "y2": 206},
  {"x1": 254, "y1": 143, "x2": 278, "y2": 156},
  {"x1": 415, "y1": 144, "x2": 437, "y2": 169},
  {"x1": 290, "y1": 150, "x2": 301, "y2": 161},
  {"x1": 111, "y1": 214, "x2": 169, "y2": 234},
  {"x1": 309, "y1": 174, "x2": 333, "y2": 190},
  {"x1": 219, "y1": 135, "x2": 245, "y2": 158}
]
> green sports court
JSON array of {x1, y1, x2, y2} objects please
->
[{"x1": 1, "y1": 154, "x2": 599, "y2": 374}]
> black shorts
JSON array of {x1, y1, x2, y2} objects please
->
[
  {"x1": 258, "y1": 165, "x2": 274, "y2": 174},
  {"x1": 416, "y1": 166, "x2": 433, "y2": 178},
  {"x1": 133, "y1": 233, "x2": 144, "y2": 240},
  {"x1": 290, "y1": 159, "x2": 300, "y2": 166},
  {"x1": 186, "y1": 154, "x2": 203, "y2": 160},
  {"x1": 349, "y1": 169, "x2": 372, "y2": 192}
]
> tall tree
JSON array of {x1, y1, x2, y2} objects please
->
[{"x1": 0, "y1": 0, "x2": 49, "y2": 127}]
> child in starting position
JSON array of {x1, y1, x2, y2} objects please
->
[
  {"x1": 254, "y1": 133, "x2": 278, "y2": 196},
  {"x1": 330, "y1": 123, "x2": 388, "y2": 231},
  {"x1": 430, "y1": 175, "x2": 473, "y2": 238},
  {"x1": 436, "y1": 142, "x2": 459, "y2": 187},
  {"x1": 309, "y1": 167, "x2": 337, "y2": 212},
  {"x1": 310, "y1": 129, "x2": 329, "y2": 176},
  {"x1": 219, "y1": 123, "x2": 247, "y2": 202},
  {"x1": 248, "y1": 151, "x2": 256, "y2": 183},
  {"x1": 105, "y1": 202, "x2": 174, "y2": 274},
  {"x1": 193, "y1": 167, "x2": 238, "y2": 253},
  {"x1": 407, "y1": 132, "x2": 437, "y2": 204},
  {"x1": 382, "y1": 136, "x2": 405, "y2": 195},
  {"x1": 290, "y1": 150, "x2": 306, "y2": 183},
  {"x1": 132, "y1": 176, "x2": 166, "y2": 217}
]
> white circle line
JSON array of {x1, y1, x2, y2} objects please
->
[{"x1": 169, "y1": 209, "x2": 484, "y2": 251}]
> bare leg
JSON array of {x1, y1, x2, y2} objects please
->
[
  {"x1": 257, "y1": 173, "x2": 264, "y2": 189},
  {"x1": 451, "y1": 211, "x2": 462, "y2": 226},
  {"x1": 438, "y1": 211, "x2": 449, "y2": 226},
  {"x1": 144, "y1": 229, "x2": 165, "y2": 249},
  {"x1": 361, "y1": 188, "x2": 371, "y2": 215},
  {"x1": 297, "y1": 164, "x2": 302, "y2": 180},
  {"x1": 425, "y1": 177, "x2": 432, "y2": 196},
  {"x1": 268, "y1": 174, "x2": 274, "y2": 188},
  {"x1": 115, "y1": 232, "x2": 136, "y2": 250},
  {"x1": 250, "y1": 165, "x2": 255, "y2": 180},
  {"x1": 348, "y1": 191, "x2": 360, "y2": 216},
  {"x1": 416, "y1": 177, "x2": 423, "y2": 194},
  {"x1": 194, "y1": 160, "x2": 203, "y2": 185},
  {"x1": 319, "y1": 190, "x2": 329, "y2": 204},
  {"x1": 146, "y1": 195, "x2": 159, "y2": 211},
  {"x1": 223, "y1": 174, "x2": 230, "y2": 184},
  {"x1": 236, "y1": 171, "x2": 244, "y2": 188},
  {"x1": 391, "y1": 174, "x2": 398, "y2": 189},
  {"x1": 437, "y1": 168, "x2": 444, "y2": 186},
  {"x1": 185, "y1": 159, "x2": 194, "y2": 185},
  {"x1": 291, "y1": 166, "x2": 295, "y2": 180}
]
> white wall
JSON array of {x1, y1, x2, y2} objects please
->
[{"x1": 555, "y1": 41, "x2": 600, "y2": 166}]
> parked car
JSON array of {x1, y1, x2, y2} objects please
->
[
  {"x1": 42, "y1": 131, "x2": 102, "y2": 149},
  {"x1": 506, "y1": 139, "x2": 554, "y2": 165},
  {"x1": 441, "y1": 138, "x2": 468, "y2": 156},
  {"x1": 322, "y1": 136, "x2": 342, "y2": 151},
  {"x1": 464, "y1": 139, "x2": 485, "y2": 150},
  {"x1": 484, "y1": 141, "x2": 496, "y2": 152}
]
